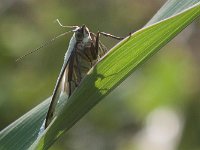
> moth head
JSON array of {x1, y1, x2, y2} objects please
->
[{"x1": 74, "y1": 25, "x2": 90, "y2": 40}]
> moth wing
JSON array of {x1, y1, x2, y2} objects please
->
[
  {"x1": 98, "y1": 41, "x2": 108, "y2": 57},
  {"x1": 45, "y1": 54, "x2": 74, "y2": 127}
]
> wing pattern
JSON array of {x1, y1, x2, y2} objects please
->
[{"x1": 45, "y1": 32, "x2": 107, "y2": 128}]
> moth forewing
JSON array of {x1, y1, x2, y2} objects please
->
[
  {"x1": 45, "y1": 57, "x2": 70, "y2": 127},
  {"x1": 45, "y1": 32, "x2": 77, "y2": 127}
]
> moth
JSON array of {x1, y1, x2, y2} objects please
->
[
  {"x1": 18, "y1": 19, "x2": 124, "y2": 129},
  {"x1": 44, "y1": 20, "x2": 125, "y2": 128}
]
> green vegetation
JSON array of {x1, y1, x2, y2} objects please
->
[{"x1": 0, "y1": 1, "x2": 200, "y2": 150}]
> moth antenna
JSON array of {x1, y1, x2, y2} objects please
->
[
  {"x1": 56, "y1": 19, "x2": 78, "y2": 29},
  {"x1": 16, "y1": 30, "x2": 73, "y2": 62}
]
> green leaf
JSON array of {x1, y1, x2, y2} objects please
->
[
  {"x1": 146, "y1": 0, "x2": 200, "y2": 26},
  {"x1": 0, "y1": 1, "x2": 200, "y2": 150}
]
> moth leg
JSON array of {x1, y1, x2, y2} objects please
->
[
  {"x1": 128, "y1": 32, "x2": 132, "y2": 39},
  {"x1": 99, "y1": 32, "x2": 124, "y2": 40},
  {"x1": 94, "y1": 32, "x2": 110, "y2": 58},
  {"x1": 99, "y1": 41, "x2": 108, "y2": 56}
]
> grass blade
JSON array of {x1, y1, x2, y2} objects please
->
[{"x1": 0, "y1": 1, "x2": 199, "y2": 150}]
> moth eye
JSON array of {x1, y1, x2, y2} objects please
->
[{"x1": 76, "y1": 32, "x2": 83, "y2": 39}]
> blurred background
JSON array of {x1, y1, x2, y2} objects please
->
[{"x1": 0, "y1": 0, "x2": 200, "y2": 150}]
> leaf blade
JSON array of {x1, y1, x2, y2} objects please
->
[{"x1": 0, "y1": 1, "x2": 199, "y2": 150}]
